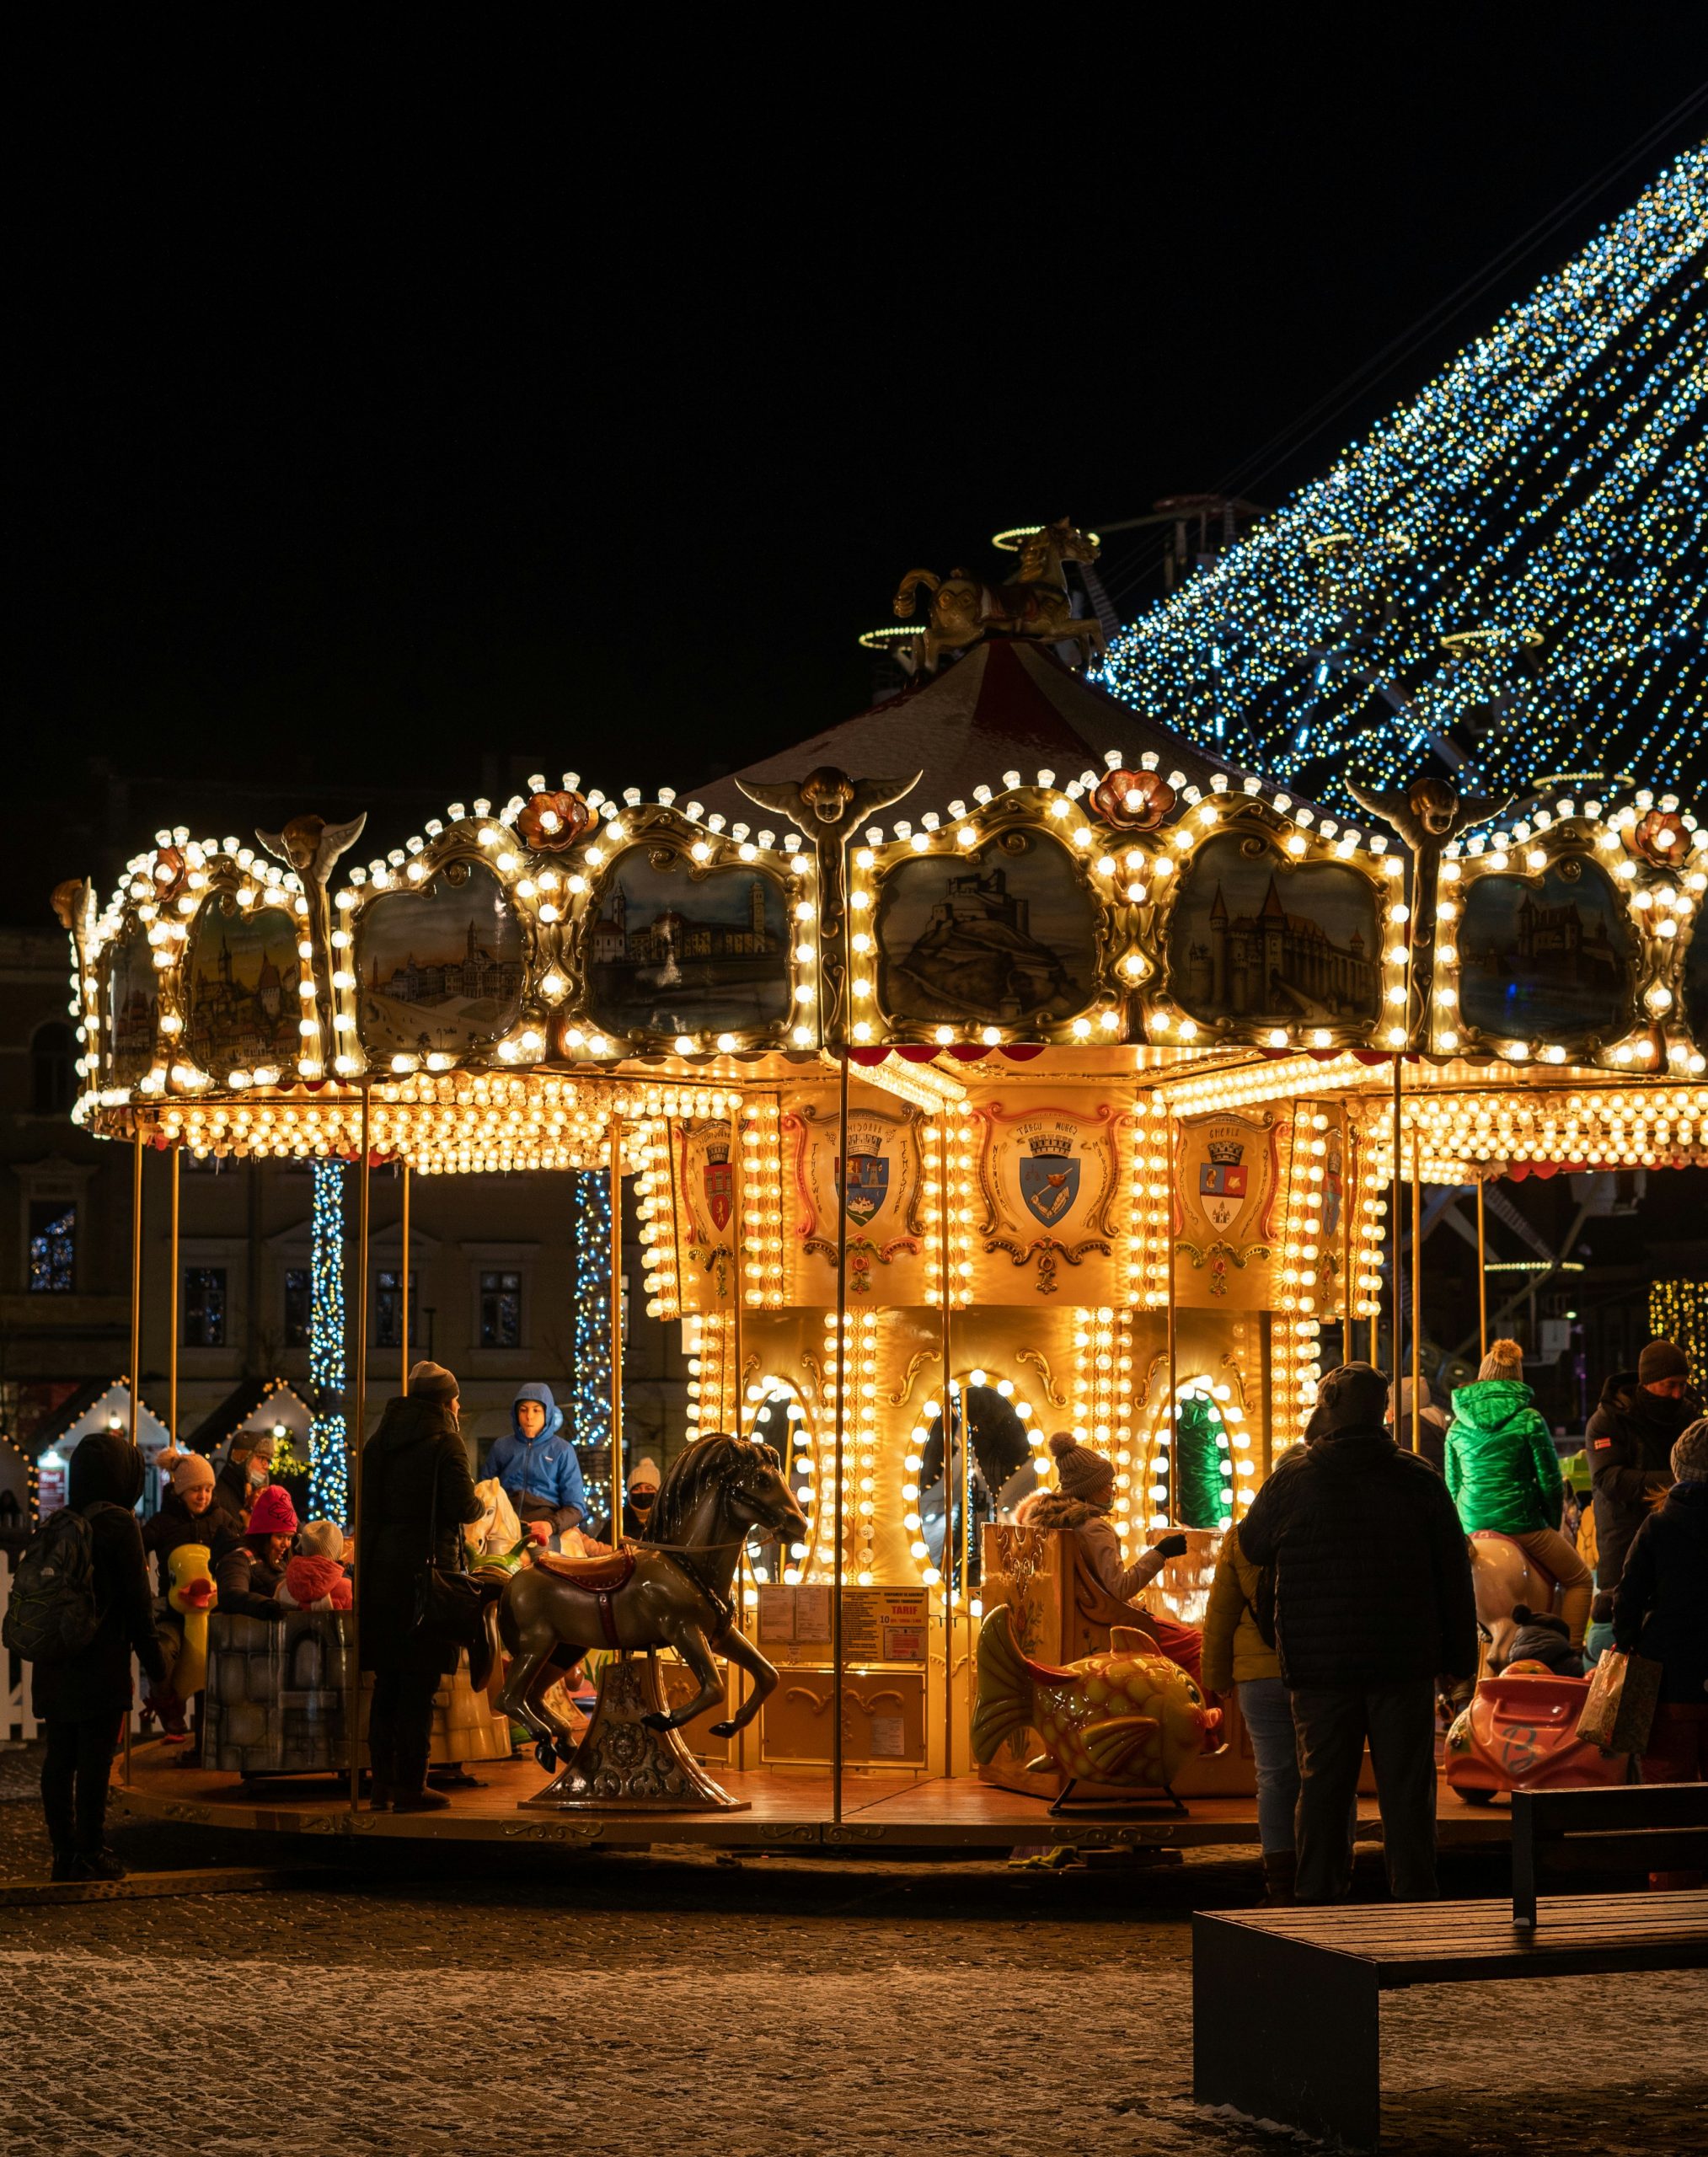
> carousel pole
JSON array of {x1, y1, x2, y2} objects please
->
[
  {"x1": 1166, "y1": 1114, "x2": 1179, "y2": 1496},
  {"x1": 730, "y1": 1109, "x2": 747, "y2": 1767},
  {"x1": 608, "y1": 1116, "x2": 625, "y2": 1547},
  {"x1": 125, "y1": 1127, "x2": 143, "y2": 1785},
  {"x1": 1475, "y1": 1177, "x2": 1489, "y2": 1361},
  {"x1": 399, "y1": 1162, "x2": 410, "y2": 1394},
  {"x1": 349, "y1": 1089, "x2": 372, "y2": 1811},
  {"x1": 935, "y1": 1110, "x2": 954, "y2": 1783},
  {"x1": 1341, "y1": 1111, "x2": 1357, "y2": 1368},
  {"x1": 1390, "y1": 1056, "x2": 1404, "y2": 1384},
  {"x1": 169, "y1": 1143, "x2": 180, "y2": 1448},
  {"x1": 1411, "y1": 1129, "x2": 1423, "y2": 1453},
  {"x1": 832, "y1": 1049, "x2": 849, "y2": 1825}
]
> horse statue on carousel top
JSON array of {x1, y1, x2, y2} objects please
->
[
  {"x1": 892, "y1": 517, "x2": 1106, "y2": 674},
  {"x1": 495, "y1": 1432, "x2": 809, "y2": 1772}
]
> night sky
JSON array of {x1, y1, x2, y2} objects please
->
[{"x1": 10, "y1": 30, "x2": 1705, "y2": 921}]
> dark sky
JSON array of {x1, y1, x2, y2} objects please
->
[{"x1": 10, "y1": 26, "x2": 1705, "y2": 919}]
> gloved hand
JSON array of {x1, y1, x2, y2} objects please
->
[
  {"x1": 1153, "y1": 1533, "x2": 1190, "y2": 1559},
  {"x1": 526, "y1": 1520, "x2": 551, "y2": 1546}
]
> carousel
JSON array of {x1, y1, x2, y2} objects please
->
[{"x1": 62, "y1": 523, "x2": 1701, "y2": 1855}]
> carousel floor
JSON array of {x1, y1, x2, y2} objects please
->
[{"x1": 114, "y1": 1740, "x2": 1514, "y2": 1855}]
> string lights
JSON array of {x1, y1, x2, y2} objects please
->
[
  {"x1": 306, "y1": 1159, "x2": 348, "y2": 1523},
  {"x1": 570, "y1": 1170, "x2": 613, "y2": 1523},
  {"x1": 1096, "y1": 149, "x2": 1708, "y2": 807},
  {"x1": 1650, "y1": 1280, "x2": 1708, "y2": 1381}
]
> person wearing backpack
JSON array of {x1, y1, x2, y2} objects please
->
[{"x1": 31, "y1": 1430, "x2": 166, "y2": 1880}]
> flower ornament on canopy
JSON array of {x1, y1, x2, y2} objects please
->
[
  {"x1": 150, "y1": 847, "x2": 190, "y2": 902},
  {"x1": 1629, "y1": 809, "x2": 1688, "y2": 870},
  {"x1": 1091, "y1": 768, "x2": 1175, "y2": 831},
  {"x1": 518, "y1": 789, "x2": 596, "y2": 851}
]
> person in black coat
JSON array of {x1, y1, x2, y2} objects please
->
[
  {"x1": 1587, "y1": 1339, "x2": 1700, "y2": 1589},
  {"x1": 32, "y1": 1431, "x2": 168, "y2": 1881},
  {"x1": 358, "y1": 1361, "x2": 482, "y2": 1813},
  {"x1": 1238, "y1": 1362, "x2": 1478, "y2": 1906},
  {"x1": 205, "y1": 1428, "x2": 278, "y2": 1559},
  {"x1": 1613, "y1": 1419, "x2": 1708, "y2": 1788}
]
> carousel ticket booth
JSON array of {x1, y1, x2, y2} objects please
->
[{"x1": 59, "y1": 578, "x2": 1705, "y2": 1850}]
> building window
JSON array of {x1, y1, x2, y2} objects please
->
[
  {"x1": 28, "y1": 1202, "x2": 76, "y2": 1293},
  {"x1": 185, "y1": 1267, "x2": 228, "y2": 1347},
  {"x1": 479, "y1": 1269, "x2": 522, "y2": 1350},
  {"x1": 30, "y1": 1024, "x2": 78, "y2": 1116},
  {"x1": 376, "y1": 1268, "x2": 420, "y2": 1350},
  {"x1": 284, "y1": 1267, "x2": 311, "y2": 1348}
]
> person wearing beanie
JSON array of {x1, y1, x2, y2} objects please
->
[
  {"x1": 1587, "y1": 1336, "x2": 1700, "y2": 1590},
  {"x1": 1493, "y1": 1603, "x2": 1583, "y2": 1678},
  {"x1": 32, "y1": 1430, "x2": 169, "y2": 1881},
  {"x1": 486, "y1": 1383, "x2": 587, "y2": 1549},
  {"x1": 1612, "y1": 1416, "x2": 1708, "y2": 1794},
  {"x1": 144, "y1": 1447, "x2": 219, "y2": 1586},
  {"x1": 279, "y1": 1518, "x2": 353, "y2": 1611},
  {"x1": 360, "y1": 1366, "x2": 483, "y2": 1813},
  {"x1": 1444, "y1": 1338, "x2": 1592, "y2": 1645},
  {"x1": 207, "y1": 1426, "x2": 277, "y2": 1560},
  {"x1": 1015, "y1": 1432, "x2": 1198, "y2": 1682},
  {"x1": 1239, "y1": 1361, "x2": 1477, "y2": 1905},
  {"x1": 215, "y1": 1482, "x2": 297, "y2": 1621},
  {"x1": 595, "y1": 1456, "x2": 666, "y2": 1546},
  {"x1": 1390, "y1": 1375, "x2": 1448, "y2": 1474}
]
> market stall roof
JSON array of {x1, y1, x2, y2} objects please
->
[
  {"x1": 694, "y1": 638, "x2": 1244, "y2": 826},
  {"x1": 185, "y1": 1375, "x2": 313, "y2": 1456}
]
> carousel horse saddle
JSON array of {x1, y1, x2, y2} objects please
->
[
  {"x1": 1470, "y1": 1528, "x2": 1561, "y2": 1592},
  {"x1": 533, "y1": 1548, "x2": 638, "y2": 1593}
]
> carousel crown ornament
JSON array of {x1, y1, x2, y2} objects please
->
[{"x1": 891, "y1": 517, "x2": 1106, "y2": 675}]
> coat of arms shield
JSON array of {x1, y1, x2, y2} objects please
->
[{"x1": 838, "y1": 1153, "x2": 889, "y2": 1227}]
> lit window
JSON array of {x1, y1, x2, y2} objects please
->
[
  {"x1": 479, "y1": 1269, "x2": 522, "y2": 1350},
  {"x1": 185, "y1": 1267, "x2": 227, "y2": 1347},
  {"x1": 28, "y1": 1202, "x2": 76, "y2": 1293}
]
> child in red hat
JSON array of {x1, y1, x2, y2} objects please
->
[{"x1": 215, "y1": 1482, "x2": 298, "y2": 1621}]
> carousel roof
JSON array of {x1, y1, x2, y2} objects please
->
[{"x1": 696, "y1": 637, "x2": 1236, "y2": 827}]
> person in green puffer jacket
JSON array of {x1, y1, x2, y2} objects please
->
[{"x1": 1445, "y1": 1339, "x2": 1592, "y2": 1645}]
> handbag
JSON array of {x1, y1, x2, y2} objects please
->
[
  {"x1": 1574, "y1": 1646, "x2": 1662, "y2": 1757},
  {"x1": 412, "y1": 1451, "x2": 485, "y2": 1651}
]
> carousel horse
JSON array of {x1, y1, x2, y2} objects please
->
[
  {"x1": 1469, "y1": 1528, "x2": 1561, "y2": 1669},
  {"x1": 495, "y1": 1432, "x2": 810, "y2": 1765},
  {"x1": 892, "y1": 518, "x2": 1106, "y2": 673}
]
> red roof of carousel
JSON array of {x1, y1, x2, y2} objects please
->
[{"x1": 694, "y1": 637, "x2": 1234, "y2": 823}]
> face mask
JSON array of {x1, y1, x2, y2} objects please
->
[{"x1": 248, "y1": 1464, "x2": 269, "y2": 1487}]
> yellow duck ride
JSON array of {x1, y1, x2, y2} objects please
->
[{"x1": 163, "y1": 1544, "x2": 218, "y2": 1734}]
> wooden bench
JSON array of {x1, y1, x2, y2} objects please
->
[
  {"x1": 1513, "y1": 1781, "x2": 1708, "y2": 1927},
  {"x1": 1193, "y1": 1892, "x2": 1708, "y2": 2149}
]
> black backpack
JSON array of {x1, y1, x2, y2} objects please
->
[{"x1": 1, "y1": 1504, "x2": 108, "y2": 1662}]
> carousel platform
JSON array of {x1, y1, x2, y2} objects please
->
[{"x1": 114, "y1": 1739, "x2": 1514, "y2": 1856}]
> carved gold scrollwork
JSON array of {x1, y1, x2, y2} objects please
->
[
  {"x1": 1015, "y1": 1346, "x2": 1068, "y2": 1407},
  {"x1": 886, "y1": 1348, "x2": 934, "y2": 1407}
]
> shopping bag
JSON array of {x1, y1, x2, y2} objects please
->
[{"x1": 1574, "y1": 1646, "x2": 1662, "y2": 1756}]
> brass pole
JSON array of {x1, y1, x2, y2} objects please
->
[
  {"x1": 1390, "y1": 1056, "x2": 1404, "y2": 1381},
  {"x1": 936, "y1": 1111, "x2": 954, "y2": 1782},
  {"x1": 1411, "y1": 1129, "x2": 1423, "y2": 1454},
  {"x1": 349, "y1": 1092, "x2": 372, "y2": 1810},
  {"x1": 731, "y1": 1107, "x2": 747, "y2": 1766},
  {"x1": 1476, "y1": 1177, "x2": 1489, "y2": 1361},
  {"x1": 1341, "y1": 1111, "x2": 1356, "y2": 1367},
  {"x1": 608, "y1": 1117, "x2": 624, "y2": 1545},
  {"x1": 125, "y1": 1128, "x2": 143, "y2": 1785},
  {"x1": 399, "y1": 1162, "x2": 410, "y2": 1394},
  {"x1": 168, "y1": 1144, "x2": 180, "y2": 1448},
  {"x1": 832, "y1": 1049, "x2": 849, "y2": 1823},
  {"x1": 1165, "y1": 1114, "x2": 1179, "y2": 1511}
]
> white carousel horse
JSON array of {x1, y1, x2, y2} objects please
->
[{"x1": 1468, "y1": 1529, "x2": 1561, "y2": 1670}]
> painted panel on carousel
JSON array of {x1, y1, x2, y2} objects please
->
[
  {"x1": 874, "y1": 831, "x2": 1097, "y2": 1028},
  {"x1": 1457, "y1": 858, "x2": 1632, "y2": 1049},
  {"x1": 786, "y1": 1096, "x2": 928, "y2": 1302},
  {"x1": 1173, "y1": 1111, "x2": 1279, "y2": 1309},
  {"x1": 1169, "y1": 832, "x2": 1381, "y2": 1032},
  {"x1": 585, "y1": 852, "x2": 790, "y2": 1043},
  {"x1": 1684, "y1": 911, "x2": 1708, "y2": 1055},
  {"x1": 356, "y1": 862, "x2": 524, "y2": 1062},
  {"x1": 973, "y1": 1098, "x2": 1121, "y2": 1299},
  {"x1": 106, "y1": 927, "x2": 160, "y2": 1084},
  {"x1": 185, "y1": 901, "x2": 300, "y2": 1077},
  {"x1": 671, "y1": 1116, "x2": 736, "y2": 1314}
]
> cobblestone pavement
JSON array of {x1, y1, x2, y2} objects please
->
[{"x1": 0, "y1": 1748, "x2": 1703, "y2": 2156}]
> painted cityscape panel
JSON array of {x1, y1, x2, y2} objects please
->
[
  {"x1": 1684, "y1": 915, "x2": 1708, "y2": 1052},
  {"x1": 185, "y1": 902, "x2": 300, "y2": 1073},
  {"x1": 586, "y1": 853, "x2": 790, "y2": 1037},
  {"x1": 1170, "y1": 834, "x2": 1381, "y2": 1026},
  {"x1": 875, "y1": 832, "x2": 1096, "y2": 1025},
  {"x1": 356, "y1": 864, "x2": 525, "y2": 1059},
  {"x1": 107, "y1": 926, "x2": 160, "y2": 1082},
  {"x1": 1458, "y1": 860, "x2": 1631, "y2": 1045}
]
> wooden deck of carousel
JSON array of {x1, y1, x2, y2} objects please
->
[{"x1": 115, "y1": 1739, "x2": 1515, "y2": 1855}]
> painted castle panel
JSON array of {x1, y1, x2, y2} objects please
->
[
  {"x1": 1170, "y1": 835, "x2": 1380, "y2": 1027},
  {"x1": 356, "y1": 864, "x2": 524, "y2": 1060},
  {"x1": 106, "y1": 927, "x2": 160, "y2": 1083},
  {"x1": 586, "y1": 853, "x2": 790, "y2": 1038},
  {"x1": 1458, "y1": 860, "x2": 1632, "y2": 1045},
  {"x1": 875, "y1": 832, "x2": 1096, "y2": 1025},
  {"x1": 185, "y1": 902, "x2": 300, "y2": 1075},
  {"x1": 1684, "y1": 914, "x2": 1708, "y2": 1054}
]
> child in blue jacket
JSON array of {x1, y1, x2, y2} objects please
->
[{"x1": 486, "y1": 1384, "x2": 587, "y2": 1549}]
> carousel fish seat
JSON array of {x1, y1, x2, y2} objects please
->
[{"x1": 531, "y1": 1548, "x2": 636, "y2": 1592}]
